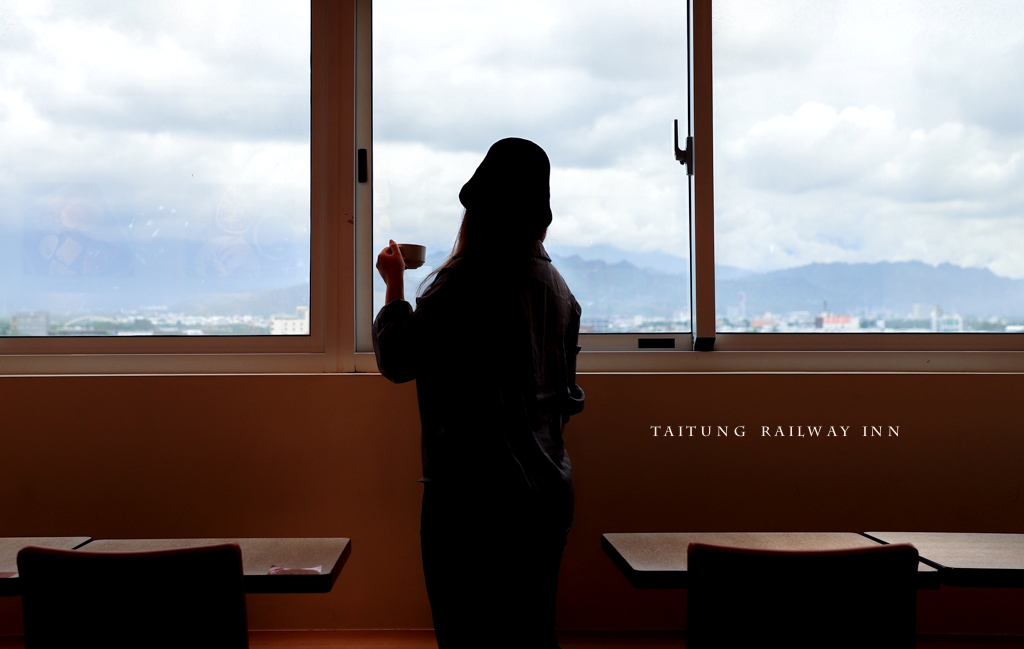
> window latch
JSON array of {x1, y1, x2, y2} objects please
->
[{"x1": 674, "y1": 119, "x2": 693, "y2": 176}]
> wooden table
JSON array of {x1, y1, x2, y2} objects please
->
[
  {"x1": 79, "y1": 538, "x2": 351, "y2": 593},
  {"x1": 866, "y1": 532, "x2": 1024, "y2": 587},
  {"x1": 0, "y1": 537, "x2": 92, "y2": 596},
  {"x1": 602, "y1": 532, "x2": 939, "y2": 589}
]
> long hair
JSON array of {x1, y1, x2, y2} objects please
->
[{"x1": 421, "y1": 207, "x2": 547, "y2": 290}]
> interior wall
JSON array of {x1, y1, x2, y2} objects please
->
[{"x1": 1, "y1": 372, "x2": 1023, "y2": 635}]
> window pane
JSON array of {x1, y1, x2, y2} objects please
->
[
  {"x1": 714, "y1": 1, "x2": 1024, "y2": 333},
  {"x1": 0, "y1": 0, "x2": 310, "y2": 337},
  {"x1": 372, "y1": 0, "x2": 691, "y2": 333}
]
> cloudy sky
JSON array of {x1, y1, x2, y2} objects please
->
[
  {"x1": 372, "y1": 0, "x2": 692, "y2": 267},
  {"x1": 0, "y1": 0, "x2": 310, "y2": 314},
  {"x1": 374, "y1": 0, "x2": 1024, "y2": 280},
  {"x1": 714, "y1": 0, "x2": 1024, "y2": 278}
]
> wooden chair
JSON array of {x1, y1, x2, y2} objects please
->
[
  {"x1": 18, "y1": 543, "x2": 248, "y2": 649},
  {"x1": 686, "y1": 542, "x2": 919, "y2": 649}
]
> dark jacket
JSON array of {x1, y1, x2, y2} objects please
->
[{"x1": 373, "y1": 242, "x2": 585, "y2": 494}]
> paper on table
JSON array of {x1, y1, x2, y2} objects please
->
[{"x1": 268, "y1": 565, "x2": 322, "y2": 575}]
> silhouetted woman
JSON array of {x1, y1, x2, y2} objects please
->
[{"x1": 373, "y1": 138, "x2": 585, "y2": 649}]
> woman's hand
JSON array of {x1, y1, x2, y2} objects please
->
[{"x1": 376, "y1": 239, "x2": 406, "y2": 304}]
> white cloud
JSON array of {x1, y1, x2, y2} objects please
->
[
  {"x1": 710, "y1": 0, "x2": 1024, "y2": 278},
  {"x1": 716, "y1": 99, "x2": 1024, "y2": 276},
  {"x1": 726, "y1": 102, "x2": 898, "y2": 192}
]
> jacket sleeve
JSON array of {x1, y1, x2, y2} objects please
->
[
  {"x1": 372, "y1": 299, "x2": 417, "y2": 384},
  {"x1": 563, "y1": 298, "x2": 585, "y2": 418}
]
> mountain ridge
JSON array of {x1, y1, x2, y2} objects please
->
[{"x1": 548, "y1": 253, "x2": 1024, "y2": 320}]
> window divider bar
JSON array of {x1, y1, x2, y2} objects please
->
[
  {"x1": 354, "y1": 0, "x2": 375, "y2": 358},
  {"x1": 690, "y1": 0, "x2": 716, "y2": 352}
]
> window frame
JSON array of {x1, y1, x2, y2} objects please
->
[{"x1": 0, "y1": 0, "x2": 357, "y2": 374}]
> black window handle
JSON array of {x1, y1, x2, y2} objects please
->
[{"x1": 674, "y1": 120, "x2": 693, "y2": 176}]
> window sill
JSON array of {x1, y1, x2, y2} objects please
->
[
  {"x1": 353, "y1": 350, "x2": 1024, "y2": 375},
  {"x1": 0, "y1": 353, "x2": 334, "y2": 375},
  {"x1": 576, "y1": 350, "x2": 1024, "y2": 373},
  {"x1": 5, "y1": 349, "x2": 1023, "y2": 376}
]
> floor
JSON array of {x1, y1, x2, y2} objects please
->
[{"x1": 2, "y1": 630, "x2": 1023, "y2": 647}]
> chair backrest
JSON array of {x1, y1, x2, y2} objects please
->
[
  {"x1": 686, "y1": 542, "x2": 918, "y2": 649},
  {"x1": 18, "y1": 543, "x2": 248, "y2": 649}
]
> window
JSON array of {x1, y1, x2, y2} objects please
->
[
  {"x1": 2, "y1": 1, "x2": 310, "y2": 337},
  {"x1": 357, "y1": 0, "x2": 694, "y2": 358},
  {"x1": 356, "y1": 0, "x2": 1024, "y2": 371},
  {"x1": 713, "y1": 0, "x2": 1024, "y2": 339},
  {"x1": 0, "y1": 0, "x2": 348, "y2": 373},
  {"x1": 3, "y1": 0, "x2": 1021, "y2": 375}
]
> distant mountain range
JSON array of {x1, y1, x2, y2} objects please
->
[
  {"x1": 715, "y1": 261, "x2": 1024, "y2": 319},
  {"x1": 8, "y1": 236, "x2": 1024, "y2": 322},
  {"x1": 546, "y1": 250, "x2": 1024, "y2": 320},
  {"x1": 548, "y1": 254, "x2": 690, "y2": 320},
  {"x1": 413, "y1": 245, "x2": 1024, "y2": 321}
]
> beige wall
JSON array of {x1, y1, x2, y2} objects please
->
[{"x1": 2, "y1": 373, "x2": 1023, "y2": 635}]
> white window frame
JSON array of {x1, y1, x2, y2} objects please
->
[{"x1": 352, "y1": 0, "x2": 1024, "y2": 374}]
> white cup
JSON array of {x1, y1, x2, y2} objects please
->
[{"x1": 398, "y1": 243, "x2": 426, "y2": 269}]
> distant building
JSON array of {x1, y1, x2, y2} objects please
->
[
  {"x1": 11, "y1": 311, "x2": 49, "y2": 336},
  {"x1": 814, "y1": 313, "x2": 861, "y2": 331},
  {"x1": 750, "y1": 313, "x2": 779, "y2": 331},
  {"x1": 271, "y1": 306, "x2": 310, "y2": 335},
  {"x1": 933, "y1": 312, "x2": 963, "y2": 332}
]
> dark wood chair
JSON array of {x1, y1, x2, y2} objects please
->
[
  {"x1": 18, "y1": 543, "x2": 248, "y2": 649},
  {"x1": 687, "y1": 542, "x2": 919, "y2": 649}
]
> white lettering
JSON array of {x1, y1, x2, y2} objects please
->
[
  {"x1": 762, "y1": 426, "x2": 771, "y2": 437},
  {"x1": 841, "y1": 426, "x2": 850, "y2": 437},
  {"x1": 889, "y1": 426, "x2": 899, "y2": 437},
  {"x1": 735, "y1": 426, "x2": 746, "y2": 437},
  {"x1": 651, "y1": 425, "x2": 661, "y2": 437},
  {"x1": 808, "y1": 426, "x2": 821, "y2": 437}
]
